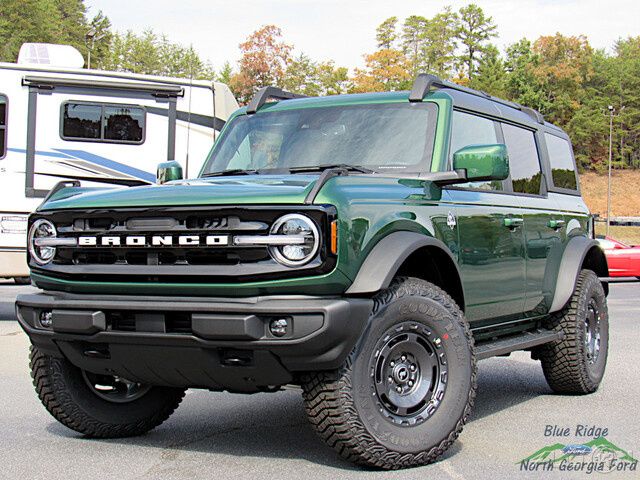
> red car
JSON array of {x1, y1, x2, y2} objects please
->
[{"x1": 598, "y1": 237, "x2": 640, "y2": 278}]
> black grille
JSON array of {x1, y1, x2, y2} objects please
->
[{"x1": 30, "y1": 206, "x2": 337, "y2": 283}]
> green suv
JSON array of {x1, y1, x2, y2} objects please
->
[{"x1": 16, "y1": 74, "x2": 610, "y2": 470}]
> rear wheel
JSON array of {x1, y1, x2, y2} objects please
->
[
  {"x1": 301, "y1": 277, "x2": 476, "y2": 469},
  {"x1": 30, "y1": 346, "x2": 185, "y2": 438},
  {"x1": 538, "y1": 269, "x2": 609, "y2": 394}
]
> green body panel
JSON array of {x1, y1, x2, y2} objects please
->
[{"x1": 31, "y1": 89, "x2": 592, "y2": 327}]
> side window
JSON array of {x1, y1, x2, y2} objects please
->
[
  {"x1": 450, "y1": 110, "x2": 502, "y2": 190},
  {"x1": 0, "y1": 94, "x2": 7, "y2": 159},
  {"x1": 502, "y1": 123, "x2": 542, "y2": 195},
  {"x1": 545, "y1": 133, "x2": 578, "y2": 190},
  {"x1": 62, "y1": 102, "x2": 145, "y2": 144}
]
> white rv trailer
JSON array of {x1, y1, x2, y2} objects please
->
[{"x1": 0, "y1": 44, "x2": 238, "y2": 282}]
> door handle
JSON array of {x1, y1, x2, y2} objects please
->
[
  {"x1": 503, "y1": 217, "x2": 523, "y2": 229},
  {"x1": 547, "y1": 219, "x2": 566, "y2": 230}
]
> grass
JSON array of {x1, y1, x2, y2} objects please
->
[
  {"x1": 595, "y1": 223, "x2": 640, "y2": 245},
  {"x1": 580, "y1": 170, "x2": 640, "y2": 218}
]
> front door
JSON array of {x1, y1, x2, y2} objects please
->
[{"x1": 445, "y1": 110, "x2": 526, "y2": 323}]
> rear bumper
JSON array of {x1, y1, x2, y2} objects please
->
[
  {"x1": 16, "y1": 291, "x2": 372, "y2": 392},
  {"x1": 0, "y1": 249, "x2": 29, "y2": 277}
]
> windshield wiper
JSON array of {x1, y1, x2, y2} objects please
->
[
  {"x1": 202, "y1": 169, "x2": 260, "y2": 177},
  {"x1": 289, "y1": 164, "x2": 374, "y2": 174}
]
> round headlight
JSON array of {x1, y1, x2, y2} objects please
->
[
  {"x1": 269, "y1": 214, "x2": 320, "y2": 266},
  {"x1": 28, "y1": 219, "x2": 57, "y2": 265}
]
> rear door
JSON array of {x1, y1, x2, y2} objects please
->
[
  {"x1": 500, "y1": 123, "x2": 564, "y2": 316},
  {"x1": 446, "y1": 111, "x2": 526, "y2": 323}
]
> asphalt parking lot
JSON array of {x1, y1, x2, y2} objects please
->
[{"x1": 0, "y1": 280, "x2": 638, "y2": 480}]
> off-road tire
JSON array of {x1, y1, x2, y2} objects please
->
[
  {"x1": 30, "y1": 346, "x2": 185, "y2": 438},
  {"x1": 538, "y1": 269, "x2": 609, "y2": 394},
  {"x1": 301, "y1": 277, "x2": 476, "y2": 470}
]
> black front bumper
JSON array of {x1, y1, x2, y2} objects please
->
[{"x1": 16, "y1": 291, "x2": 372, "y2": 393}]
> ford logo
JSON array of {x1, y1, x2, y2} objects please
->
[{"x1": 562, "y1": 444, "x2": 592, "y2": 456}]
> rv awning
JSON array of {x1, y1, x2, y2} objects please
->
[{"x1": 22, "y1": 75, "x2": 184, "y2": 97}]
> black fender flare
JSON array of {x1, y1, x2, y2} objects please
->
[
  {"x1": 549, "y1": 236, "x2": 608, "y2": 313},
  {"x1": 345, "y1": 231, "x2": 462, "y2": 296}
]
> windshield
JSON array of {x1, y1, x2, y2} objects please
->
[{"x1": 201, "y1": 102, "x2": 438, "y2": 176}]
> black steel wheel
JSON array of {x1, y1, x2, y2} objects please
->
[
  {"x1": 371, "y1": 322, "x2": 447, "y2": 426},
  {"x1": 302, "y1": 277, "x2": 476, "y2": 470}
]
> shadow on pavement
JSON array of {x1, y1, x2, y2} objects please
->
[{"x1": 41, "y1": 357, "x2": 551, "y2": 471}]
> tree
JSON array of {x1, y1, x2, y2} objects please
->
[
  {"x1": 351, "y1": 48, "x2": 411, "y2": 93},
  {"x1": 401, "y1": 15, "x2": 428, "y2": 77},
  {"x1": 470, "y1": 45, "x2": 507, "y2": 98},
  {"x1": 86, "y1": 10, "x2": 112, "y2": 69},
  {"x1": 216, "y1": 61, "x2": 234, "y2": 85},
  {"x1": 230, "y1": 25, "x2": 292, "y2": 103},
  {"x1": 0, "y1": 0, "x2": 89, "y2": 62},
  {"x1": 532, "y1": 34, "x2": 593, "y2": 125},
  {"x1": 376, "y1": 17, "x2": 398, "y2": 49},
  {"x1": 103, "y1": 29, "x2": 213, "y2": 79},
  {"x1": 456, "y1": 3, "x2": 498, "y2": 79},
  {"x1": 282, "y1": 53, "x2": 321, "y2": 96},
  {"x1": 317, "y1": 61, "x2": 350, "y2": 95},
  {"x1": 422, "y1": 8, "x2": 459, "y2": 78}
]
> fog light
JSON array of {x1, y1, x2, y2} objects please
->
[
  {"x1": 269, "y1": 318, "x2": 289, "y2": 337},
  {"x1": 39, "y1": 311, "x2": 53, "y2": 329}
]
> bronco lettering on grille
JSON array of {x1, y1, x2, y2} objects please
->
[{"x1": 77, "y1": 235, "x2": 230, "y2": 247}]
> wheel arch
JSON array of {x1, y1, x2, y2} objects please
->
[
  {"x1": 345, "y1": 231, "x2": 465, "y2": 311},
  {"x1": 549, "y1": 236, "x2": 609, "y2": 313}
]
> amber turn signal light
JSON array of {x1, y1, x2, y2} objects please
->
[{"x1": 330, "y1": 220, "x2": 338, "y2": 255}]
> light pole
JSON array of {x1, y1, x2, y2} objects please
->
[
  {"x1": 85, "y1": 28, "x2": 105, "y2": 69},
  {"x1": 606, "y1": 105, "x2": 614, "y2": 236}
]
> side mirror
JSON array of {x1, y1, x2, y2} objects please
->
[
  {"x1": 156, "y1": 160, "x2": 183, "y2": 184},
  {"x1": 452, "y1": 144, "x2": 509, "y2": 182}
]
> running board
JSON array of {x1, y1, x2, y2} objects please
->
[{"x1": 475, "y1": 329, "x2": 562, "y2": 360}]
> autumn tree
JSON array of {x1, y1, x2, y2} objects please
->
[
  {"x1": 532, "y1": 34, "x2": 593, "y2": 125},
  {"x1": 456, "y1": 3, "x2": 497, "y2": 79},
  {"x1": 230, "y1": 25, "x2": 292, "y2": 103},
  {"x1": 351, "y1": 49, "x2": 412, "y2": 92}
]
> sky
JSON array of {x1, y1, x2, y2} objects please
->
[{"x1": 84, "y1": 0, "x2": 640, "y2": 72}]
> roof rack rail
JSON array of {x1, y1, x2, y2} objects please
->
[
  {"x1": 409, "y1": 73, "x2": 544, "y2": 125},
  {"x1": 246, "y1": 86, "x2": 307, "y2": 114}
]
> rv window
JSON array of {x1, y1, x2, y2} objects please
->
[
  {"x1": 61, "y1": 102, "x2": 145, "y2": 144},
  {"x1": 0, "y1": 95, "x2": 7, "y2": 159}
]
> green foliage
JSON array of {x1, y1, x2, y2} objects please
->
[
  {"x1": 376, "y1": 17, "x2": 398, "y2": 50},
  {"x1": 1, "y1": 1, "x2": 639, "y2": 172},
  {"x1": 457, "y1": 3, "x2": 498, "y2": 78}
]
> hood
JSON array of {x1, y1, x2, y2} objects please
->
[{"x1": 38, "y1": 175, "x2": 320, "y2": 211}]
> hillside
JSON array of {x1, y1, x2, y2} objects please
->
[{"x1": 580, "y1": 171, "x2": 640, "y2": 218}]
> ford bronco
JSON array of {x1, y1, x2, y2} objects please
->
[{"x1": 16, "y1": 74, "x2": 609, "y2": 469}]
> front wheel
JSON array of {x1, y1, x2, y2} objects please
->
[
  {"x1": 30, "y1": 346, "x2": 185, "y2": 438},
  {"x1": 301, "y1": 277, "x2": 476, "y2": 470}
]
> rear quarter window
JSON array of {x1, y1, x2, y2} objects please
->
[{"x1": 545, "y1": 133, "x2": 578, "y2": 191}]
